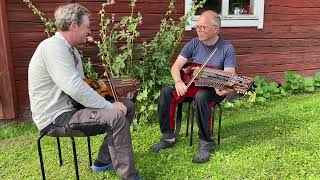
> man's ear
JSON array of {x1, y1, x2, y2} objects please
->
[
  {"x1": 216, "y1": 27, "x2": 221, "y2": 34},
  {"x1": 69, "y1": 21, "x2": 78, "y2": 31}
]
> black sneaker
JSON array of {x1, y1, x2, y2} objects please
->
[{"x1": 151, "y1": 139, "x2": 175, "y2": 153}]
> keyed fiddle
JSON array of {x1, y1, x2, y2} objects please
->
[
  {"x1": 70, "y1": 77, "x2": 140, "y2": 110},
  {"x1": 84, "y1": 77, "x2": 140, "y2": 99},
  {"x1": 181, "y1": 62, "x2": 253, "y2": 94}
]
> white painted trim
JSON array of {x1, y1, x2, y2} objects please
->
[
  {"x1": 221, "y1": 0, "x2": 229, "y2": 16},
  {"x1": 185, "y1": 0, "x2": 193, "y2": 31},
  {"x1": 257, "y1": 0, "x2": 265, "y2": 29},
  {"x1": 185, "y1": 0, "x2": 265, "y2": 30}
]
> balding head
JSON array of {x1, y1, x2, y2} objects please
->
[
  {"x1": 199, "y1": 10, "x2": 221, "y2": 28},
  {"x1": 195, "y1": 10, "x2": 220, "y2": 45}
]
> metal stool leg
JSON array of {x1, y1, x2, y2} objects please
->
[
  {"x1": 70, "y1": 137, "x2": 79, "y2": 180},
  {"x1": 211, "y1": 104, "x2": 216, "y2": 139},
  {"x1": 37, "y1": 134, "x2": 46, "y2": 180},
  {"x1": 217, "y1": 104, "x2": 222, "y2": 145},
  {"x1": 190, "y1": 107, "x2": 195, "y2": 146},
  {"x1": 186, "y1": 102, "x2": 191, "y2": 137},
  {"x1": 56, "y1": 137, "x2": 63, "y2": 166},
  {"x1": 87, "y1": 137, "x2": 92, "y2": 166}
]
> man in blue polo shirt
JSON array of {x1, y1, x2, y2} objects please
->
[{"x1": 151, "y1": 10, "x2": 237, "y2": 163}]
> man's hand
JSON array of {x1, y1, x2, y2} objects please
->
[
  {"x1": 111, "y1": 102, "x2": 127, "y2": 115},
  {"x1": 175, "y1": 81, "x2": 188, "y2": 96}
]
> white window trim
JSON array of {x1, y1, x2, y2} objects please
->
[{"x1": 185, "y1": 0, "x2": 265, "y2": 30}]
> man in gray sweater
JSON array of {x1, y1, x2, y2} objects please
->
[{"x1": 28, "y1": 3, "x2": 140, "y2": 180}]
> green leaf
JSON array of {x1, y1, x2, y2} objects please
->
[
  {"x1": 314, "y1": 72, "x2": 320, "y2": 81},
  {"x1": 257, "y1": 97, "x2": 266, "y2": 102},
  {"x1": 139, "y1": 105, "x2": 146, "y2": 112},
  {"x1": 263, "y1": 92, "x2": 271, "y2": 99},
  {"x1": 305, "y1": 86, "x2": 315, "y2": 92},
  {"x1": 303, "y1": 77, "x2": 314, "y2": 87},
  {"x1": 243, "y1": 102, "x2": 253, "y2": 108},
  {"x1": 255, "y1": 87, "x2": 264, "y2": 94},
  {"x1": 280, "y1": 89, "x2": 288, "y2": 96},
  {"x1": 234, "y1": 100, "x2": 242, "y2": 108},
  {"x1": 290, "y1": 84, "x2": 300, "y2": 90},
  {"x1": 247, "y1": 91, "x2": 256, "y2": 103}
]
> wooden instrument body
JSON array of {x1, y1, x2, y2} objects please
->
[
  {"x1": 181, "y1": 61, "x2": 253, "y2": 94},
  {"x1": 84, "y1": 77, "x2": 140, "y2": 98}
]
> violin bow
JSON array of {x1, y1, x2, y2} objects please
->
[
  {"x1": 105, "y1": 72, "x2": 119, "y2": 101},
  {"x1": 186, "y1": 47, "x2": 218, "y2": 88}
]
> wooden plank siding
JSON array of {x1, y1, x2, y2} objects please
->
[
  {"x1": 225, "y1": 0, "x2": 320, "y2": 81},
  {"x1": 4, "y1": 0, "x2": 320, "y2": 119},
  {"x1": 0, "y1": 0, "x2": 17, "y2": 119}
]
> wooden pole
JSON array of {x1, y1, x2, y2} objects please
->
[{"x1": 0, "y1": 0, "x2": 17, "y2": 119}]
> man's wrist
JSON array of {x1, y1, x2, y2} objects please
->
[{"x1": 175, "y1": 80, "x2": 183, "y2": 84}]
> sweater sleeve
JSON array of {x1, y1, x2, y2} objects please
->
[{"x1": 42, "y1": 42, "x2": 112, "y2": 109}]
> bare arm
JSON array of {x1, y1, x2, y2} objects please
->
[
  {"x1": 171, "y1": 55, "x2": 188, "y2": 83},
  {"x1": 171, "y1": 55, "x2": 188, "y2": 96}
]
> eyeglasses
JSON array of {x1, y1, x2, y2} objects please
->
[{"x1": 194, "y1": 25, "x2": 218, "y2": 31}]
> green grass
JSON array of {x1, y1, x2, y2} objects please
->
[{"x1": 1, "y1": 93, "x2": 320, "y2": 179}]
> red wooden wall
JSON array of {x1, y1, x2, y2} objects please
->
[
  {"x1": 3, "y1": 0, "x2": 320, "y2": 119},
  {"x1": 0, "y1": 0, "x2": 17, "y2": 120}
]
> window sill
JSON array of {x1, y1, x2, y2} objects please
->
[{"x1": 186, "y1": 15, "x2": 263, "y2": 31}]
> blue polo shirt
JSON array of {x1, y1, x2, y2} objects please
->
[{"x1": 180, "y1": 37, "x2": 236, "y2": 70}]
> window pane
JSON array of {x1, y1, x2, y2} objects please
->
[
  {"x1": 229, "y1": 0, "x2": 253, "y2": 15},
  {"x1": 195, "y1": 0, "x2": 222, "y2": 15}
]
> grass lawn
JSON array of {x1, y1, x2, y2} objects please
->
[{"x1": 1, "y1": 92, "x2": 320, "y2": 179}]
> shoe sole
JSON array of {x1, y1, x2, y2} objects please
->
[{"x1": 91, "y1": 164, "x2": 114, "y2": 172}]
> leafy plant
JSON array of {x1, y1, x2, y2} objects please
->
[
  {"x1": 313, "y1": 72, "x2": 320, "y2": 89},
  {"x1": 283, "y1": 71, "x2": 303, "y2": 93},
  {"x1": 253, "y1": 76, "x2": 286, "y2": 103},
  {"x1": 96, "y1": 0, "x2": 143, "y2": 77},
  {"x1": 83, "y1": 58, "x2": 98, "y2": 80},
  {"x1": 302, "y1": 77, "x2": 314, "y2": 92},
  {"x1": 133, "y1": 0, "x2": 207, "y2": 123},
  {"x1": 23, "y1": 0, "x2": 56, "y2": 37}
]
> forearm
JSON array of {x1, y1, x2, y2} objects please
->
[
  {"x1": 171, "y1": 55, "x2": 188, "y2": 83},
  {"x1": 171, "y1": 65, "x2": 182, "y2": 83}
]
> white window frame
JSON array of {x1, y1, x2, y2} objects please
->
[{"x1": 185, "y1": 0, "x2": 265, "y2": 30}]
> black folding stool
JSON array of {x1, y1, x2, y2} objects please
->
[
  {"x1": 175, "y1": 101, "x2": 223, "y2": 146},
  {"x1": 37, "y1": 134, "x2": 92, "y2": 180}
]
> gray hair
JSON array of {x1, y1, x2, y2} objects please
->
[
  {"x1": 54, "y1": 3, "x2": 90, "y2": 31},
  {"x1": 213, "y1": 14, "x2": 221, "y2": 28},
  {"x1": 201, "y1": 10, "x2": 221, "y2": 28}
]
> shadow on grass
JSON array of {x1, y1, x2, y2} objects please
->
[{"x1": 218, "y1": 111, "x2": 311, "y2": 152}]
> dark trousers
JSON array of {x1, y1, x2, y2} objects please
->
[
  {"x1": 158, "y1": 86, "x2": 224, "y2": 142},
  {"x1": 41, "y1": 99, "x2": 138, "y2": 180}
]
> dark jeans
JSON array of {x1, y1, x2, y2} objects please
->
[
  {"x1": 41, "y1": 99, "x2": 138, "y2": 180},
  {"x1": 158, "y1": 86, "x2": 224, "y2": 142}
]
